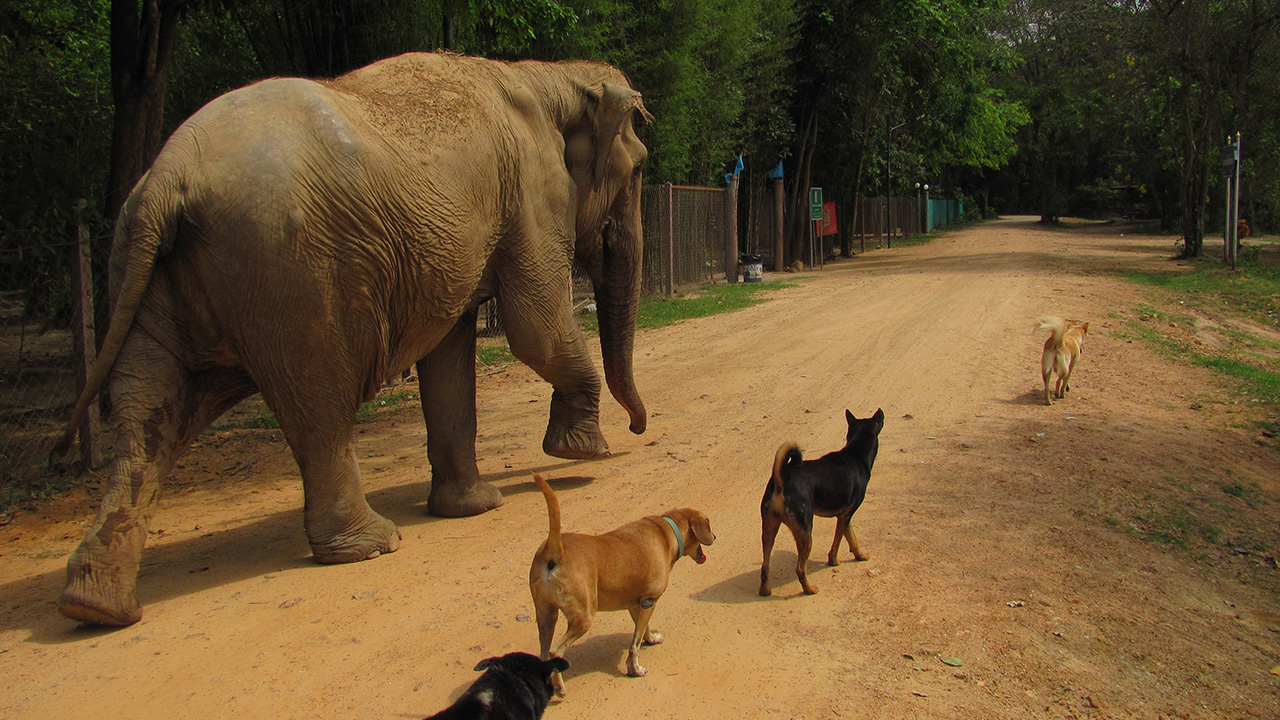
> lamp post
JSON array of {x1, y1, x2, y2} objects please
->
[
  {"x1": 924, "y1": 184, "x2": 930, "y2": 233},
  {"x1": 915, "y1": 182, "x2": 921, "y2": 237},
  {"x1": 886, "y1": 115, "x2": 923, "y2": 249}
]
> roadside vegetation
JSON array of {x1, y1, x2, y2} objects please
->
[
  {"x1": 1117, "y1": 234, "x2": 1280, "y2": 437},
  {"x1": 1100, "y1": 235, "x2": 1280, "y2": 585}
]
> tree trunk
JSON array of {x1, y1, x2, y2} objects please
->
[
  {"x1": 785, "y1": 110, "x2": 817, "y2": 266},
  {"x1": 106, "y1": 0, "x2": 187, "y2": 221},
  {"x1": 101, "y1": 0, "x2": 187, "y2": 341},
  {"x1": 845, "y1": 102, "x2": 877, "y2": 257}
]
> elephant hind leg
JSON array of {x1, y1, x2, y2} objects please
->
[
  {"x1": 419, "y1": 310, "x2": 503, "y2": 518},
  {"x1": 263, "y1": 379, "x2": 401, "y2": 563},
  {"x1": 61, "y1": 335, "x2": 256, "y2": 625}
]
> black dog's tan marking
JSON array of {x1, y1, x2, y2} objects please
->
[
  {"x1": 759, "y1": 409, "x2": 884, "y2": 596},
  {"x1": 424, "y1": 652, "x2": 569, "y2": 720}
]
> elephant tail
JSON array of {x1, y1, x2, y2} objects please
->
[
  {"x1": 49, "y1": 170, "x2": 180, "y2": 464},
  {"x1": 533, "y1": 474, "x2": 564, "y2": 568}
]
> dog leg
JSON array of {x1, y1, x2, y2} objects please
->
[
  {"x1": 625, "y1": 605, "x2": 658, "y2": 677},
  {"x1": 547, "y1": 611, "x2": 591, "y2": 697},
  {"x1": 845, "y1": 522, "x2": 869, "y2": 561},
  {"x1": 535, "y1": 602, "x2": 559, "y2": 663},
  {"x1": 788, "y1": 519, "x2": 818, "y2": 595},
  {"x1": 829, "y1": 511, "x2": 869, "y2": 565},
  {"x1": 1063, "y1": 354, "x2": 1078, "y2": 394},
  {"x1": 828, "y1": 511, "x2": 849, "y2": 565},
  {"x1": 759, "y1": 511, "x2": 783, "y2": 596}
]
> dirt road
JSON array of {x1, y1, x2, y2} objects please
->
[{"x1": 2, "y1": 217, "x2": 1277, "y2": 719}]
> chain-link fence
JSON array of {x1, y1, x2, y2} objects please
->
[{"x1": 1, "y1": 206, "x2": 99, "y2": 505}]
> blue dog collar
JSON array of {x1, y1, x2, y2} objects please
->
[{"x1": 661, "y1": 516, "x2": 684, "y2": 559}]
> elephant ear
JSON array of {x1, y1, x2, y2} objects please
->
[{"x1": 586, "y1": 81, "x2": 652, "y2": 189}]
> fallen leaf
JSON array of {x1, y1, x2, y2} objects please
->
[{"x1": 940, "y1": 656, "x2": 963, "y2": 667}]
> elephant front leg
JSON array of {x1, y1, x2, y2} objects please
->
[
  {"x1": 543, "y1": 384, "x2": 609, "y2": 460},
  {"x1": 419, "y1": 310, "x2": 503, "y2": 518},
  {"x1": 501, "y1": 305, "x2": 610, "y2": 460}
]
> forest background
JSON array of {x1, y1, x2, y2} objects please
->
[{"x1": 2, "y1": 0, "x2": 1280, "y2": 325}]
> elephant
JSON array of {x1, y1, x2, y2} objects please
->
[{"x1": 49, "y1": 52, "x2": 651, "y2": 626}]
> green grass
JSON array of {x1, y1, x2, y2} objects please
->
[
  {"x1": 579, "y1": 280, "x2": 797, "y2": 334},
  {"x1": 1113, "y1": 475, "x2": 1271, "y2": 575},
  {"x1": 1119, "y1": 242, "x2": 1280, "y2": 433},
  {"x1": 477, "y1": 343, "x2": 515, "y2": 366},
  {"x1": 217, "y1": 389, "x2": 421, "y2": 431},
  {"x1": 1124, "y1": 235, "x2": 1280, "y2": 328}
]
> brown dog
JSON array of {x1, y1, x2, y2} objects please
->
[
  {"x1": 1036, "y1": 316, "x2": 1089, "y2": 405},
  {"x1": 528, "y1": 473, "x2": 714, "y2": 696}
]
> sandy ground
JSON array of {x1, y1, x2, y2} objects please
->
[{"x1": 2, "y1": 216, "x2": 1278, "y2": 720}]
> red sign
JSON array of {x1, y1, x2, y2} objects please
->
[{"x1": 819, "y1": 202, "x2": 838, "y2": 236}]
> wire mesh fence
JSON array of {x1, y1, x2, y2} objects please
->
[{"x1": 1, "y1": 238, "x2": 86, "y2": 505}]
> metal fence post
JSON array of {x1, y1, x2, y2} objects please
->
[
  {"x1": 663, "y1": 183, "x2": 674, "y2": 296},
  {"x1": 70, "y1": 199, "x2": 101, "y2": 469},
  {"x1": 772, "y1": 177, "x2": 784, "y2": 272},
  {"x1": 724, "y1": 174, "x2": 739, "y2": 283}
]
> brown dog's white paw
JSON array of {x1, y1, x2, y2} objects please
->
[{"x1": 642, "y1": 631, "x2": 664, "y2": 646}]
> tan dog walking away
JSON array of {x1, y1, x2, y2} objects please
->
[
  {"x1": 1036, "y1": 316, "x2": 1089, "y2": 405},
  {"x1": 528, "y1": 473, "x2": 714, "y2": 696}
]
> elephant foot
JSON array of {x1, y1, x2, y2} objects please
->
[
  {"x1": 59, "y1": 545, "x2": 143, "y2": 626},
  {"x1": 428, "y1": 479, "x2": 504, "y2": 518},
  {"x1": 309, "y1": 511, "x2": 401, "y2": 564},
  {"x1": 543, "y1": 418, "x2": 610, "y2": 460}
]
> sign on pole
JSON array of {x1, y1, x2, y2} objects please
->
[{"x1": 809, "y1": 187, "x2": 823, "y2": 220}]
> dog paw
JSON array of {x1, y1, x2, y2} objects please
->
[
  {"x1": 758, "y1": 587, "x2": 772, "y2": 597},
  {"x1": 854, "y1": 552, "x2": 870, "y2": 562},
  {"x1": 642, "y1": 632, "x2": 664, "y2": 646},
  {"x1": 628, "y1": 664, "x2": 648, "y2": 677},
  {"x1": 802, "y1": 584, "x2": 819, "y2": 595}
]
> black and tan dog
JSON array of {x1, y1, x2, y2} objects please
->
[
  {"x1": 425, "y1": 651, "x2": 569, "y2": 720},
  {"x1": 529, "y1": 473, "x2": 714, "y2": 695},
  {"x1": 759, "y1": 409, "x2": 884, "y2": 596}
]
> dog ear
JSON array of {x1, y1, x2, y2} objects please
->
[
  {"x1": 872, "y1": 408, "x2": 885, "y2": 426},
  {"x1": 473, "y1": 657, "x2": 496, "y2": 672},
  {"x1": 690, "y1": 513, "x2": 715, "y2": 546},
  {"x1": 845, "y1": 409, "x2": 855, "y2": 425},
  {"x1": 545, "y1": 657, "x2": 570, "y2": 673}
]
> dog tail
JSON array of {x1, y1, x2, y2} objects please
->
[
  {"x1": 772, "y1": 442, "x2": 803, "y2": 491},
  {"x1": 533, "y1": 473, "x2": 563, "y2": 569},
  {"x1": 1035, "y1": 316, "x2": 1066, "y2": 345}
]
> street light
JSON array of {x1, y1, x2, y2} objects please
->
[
  {"x1": 924, "y1": 184, "x2": 930, "y2": 232},
  {"x1": 886, "y1": 115, "x2": 923, "y2": 248}
]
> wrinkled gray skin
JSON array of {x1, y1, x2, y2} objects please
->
[{"x1": 50, "y1": 53, "x2": 650, "y2": 626}]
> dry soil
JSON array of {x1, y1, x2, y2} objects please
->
[{"x1": 2, "y1": 216, "x2": 1278, "y2": 720}]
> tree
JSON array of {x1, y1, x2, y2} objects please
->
[{"x1": 106, "y1": 0, "x2": 191, "y2": 221}]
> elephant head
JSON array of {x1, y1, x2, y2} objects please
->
[{"x1": 562, "y1": 73, "x2": 652, "y2": 436}]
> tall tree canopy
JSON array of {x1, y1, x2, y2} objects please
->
[{"x1": 4, "y1": 0, "x2": 1280, "y2": 325}]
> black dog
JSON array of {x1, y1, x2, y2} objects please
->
[
  {"x1": 425, "y1": 652, "x2": 570, "y2": 720},
  {"x1": 759, "y1": 409, "x2": 884, "y2": 596}
]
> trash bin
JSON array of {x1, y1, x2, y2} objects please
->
[{"x1": 741, "y1": 253, "x2": 764, "y2": 283}]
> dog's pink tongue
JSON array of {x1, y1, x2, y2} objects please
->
[{"x1": 695, "y1": 550, "x2": 707, "y2": 564}]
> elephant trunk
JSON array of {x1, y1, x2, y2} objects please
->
[{"x1": 594, "y1": 211, "x2": 646, "y2": 435}]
